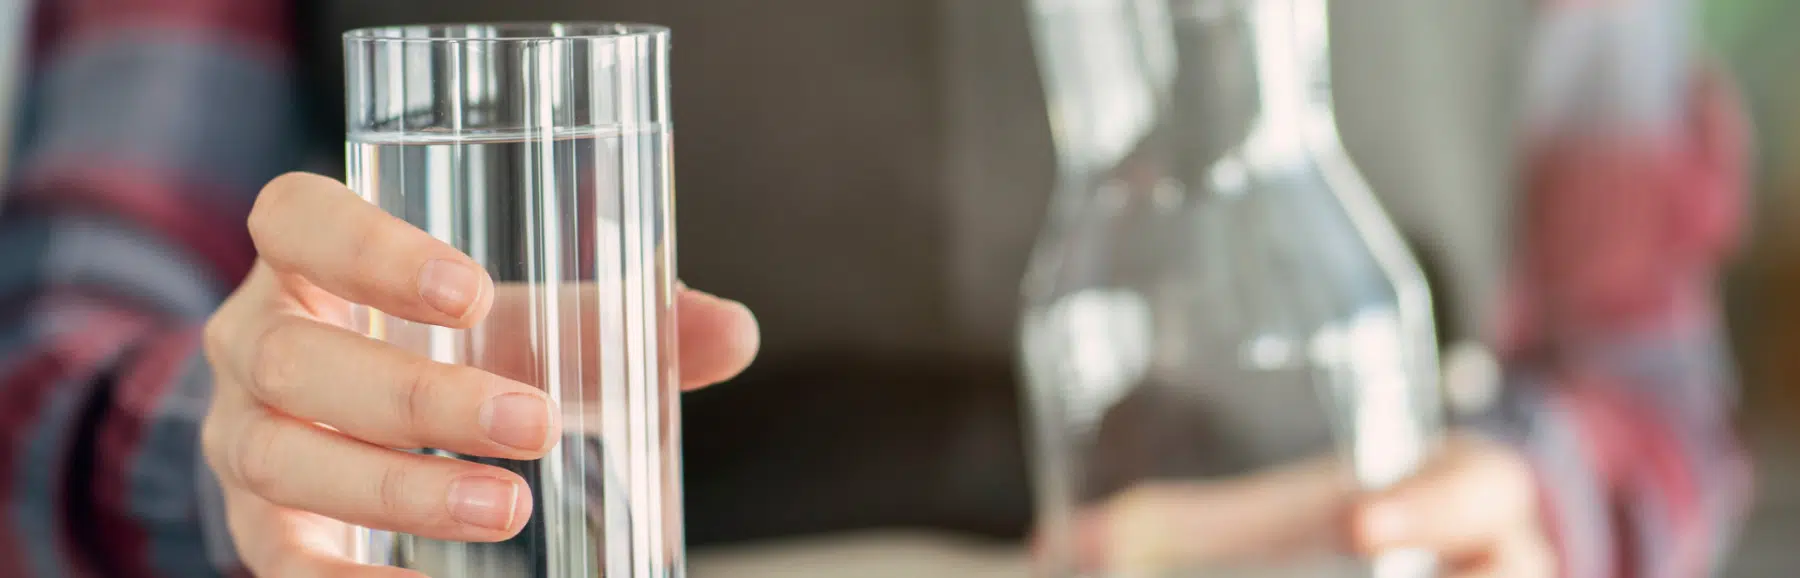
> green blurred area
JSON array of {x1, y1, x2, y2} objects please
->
[
  {"x1": 1706, "y1": 0, "x2": 1800, "y2": 242},
  {"x1": 1709, "y1": 0, "x2": 1800, "y2": 428}
]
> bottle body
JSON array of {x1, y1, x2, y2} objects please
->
[
  {"x1": 1020, "y1": 148, "x2": 1441, "y2": 577},
  {"x1": 1021, "y1": 1, "x2": 1443, "y2": 575}
]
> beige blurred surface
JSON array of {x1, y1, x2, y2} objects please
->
[
  {"x1": 681, "y1": 428, "x2": 1800, "y2": 578},
  {"x1": 688, "y1": 530, "x2": 1367, "y2": 578},
  {"x1": 690, "y1": 531, "x2": 1029, "y2": 578}
]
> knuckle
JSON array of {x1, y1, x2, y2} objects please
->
[
  {"x1": 201, "y1": 316, "x2": 231, "y2": 365},
  {"x1": 203, "y1": 297, "x2": 261, "y2": 375},
  {"x1": 233, "y1": 417, "x2": 288, "y2": 498},
  {"x1": 248, "y1": 318, "x2": 309, "y2": 407},
  {"x1": 248, "y1": 172, "x2": 311, "y2": 237},
  {"x1": 346, "y1": 213, "x2": 403, "y2": 290},
  {"x1": 376, "y1": 464, "x2": 419, "y2": 521},
  {"x1": 395, "y1": 359, "x2": 441, "y2": 441},
  {"x1": 200, "y1": 411, "x2": 231, "y2": 474}
]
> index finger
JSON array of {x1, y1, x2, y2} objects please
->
[{"x1": 249, "y1": 172, "x2": 494, "y2": 327}]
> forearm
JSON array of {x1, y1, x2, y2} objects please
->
[
  {"x1": 0, "y1": 176, "x2": 260, "y2": 575},
  {"x1": 0, "y1": 0, "x2": 297, "y2": 574},
  {"x1": 0, "y1": 272, "x2": 229, "y2": 576}
]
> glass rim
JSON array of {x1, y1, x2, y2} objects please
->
[{"x1": 344, "y1": 22, "x2": 668, "y2": 44}]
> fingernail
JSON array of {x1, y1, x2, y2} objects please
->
[
  {"x1": 1358, "y1": 502, "x2": 1407, "y2": 546},
  {"x1": 419, "y1": 260, "x2": 483, "y2": 319},
  {"x1": 479, "y1": 393, "x2": 551, "y2": 451},
  {"x1": 447, "y1": 476, "x2": 520, "y2": 531}
]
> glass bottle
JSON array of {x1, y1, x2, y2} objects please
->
[{"x1": 1019, "y1": 1, "x2": 1444, "y2": 576}]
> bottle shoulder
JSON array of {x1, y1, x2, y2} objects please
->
[{"x1": 1028, "y1": 163, "x2": 1409, "y2": 307}]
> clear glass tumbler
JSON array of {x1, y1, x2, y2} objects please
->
[
  {"x1": 343, "y1": 23, "x2": 681, "y2": 578},
  {"x1": 1020, "y1": 1, "x2": 1444, "y2": 576}
]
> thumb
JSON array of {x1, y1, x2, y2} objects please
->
[{"x1": 1350, "y1": 437, "x2": 1539, "y2": 559}]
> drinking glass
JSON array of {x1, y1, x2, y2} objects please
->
[
  {"x1": 343, "y1": 23, "x2": 681, "y2": 578},
  {"x1": 1020, "y1": 1, "x2": 1444, "y2": 576}
]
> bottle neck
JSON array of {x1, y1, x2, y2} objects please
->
[
  {"x1": 1168, "y1": 0, "x2": 1338, "y2": 171},
  {"x1": 1029, "y1": 0, "x2": 1344, "y2": 226}
]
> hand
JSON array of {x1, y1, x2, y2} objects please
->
[
  {"x1": 1056, "y1": 456, "x2": 1353, "y2": 574},
  {"x1": 200, "y1": 173, "x2": 760, "y2": 576},
  {"x1": 1350, "y1": 436, "x2": 1555, "y2": 578},
  {"x1": 1053, "y1": 435, "x2": 1553, "y2": 578}
]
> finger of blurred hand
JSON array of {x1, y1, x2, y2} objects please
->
[
  {"x1": 480, "y1": 284, "x2": 760, "y2": 390},
  {"x1": 1063, "y1": 456, "x2": 1348, "y2": 572},
  {"x1": 205, "y1": 397, "x2": 533, "y2": 541},
  {"x1": 227, "y1": 312, "x2": 557, "y2": 457},
  {"x1": 248, "y1": 172, "x2": 494, "y2": 327},
  {"x1": 1448, "y1": 525, "x2": 1557, "y2": 578},
  {"x1": 1351, "y1": 437, "x2": 1538, "y2": 558},
  {"x1": 224, "y1": 486, "x2": 427, "y2": 578}
]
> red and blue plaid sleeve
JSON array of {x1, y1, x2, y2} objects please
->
[
  {"x1": 1475, "y1": 58, "x2": 1752, "y2": 578},
  {"x1": 0, "y1": 0, "x2": 295, "y2": 575}
]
